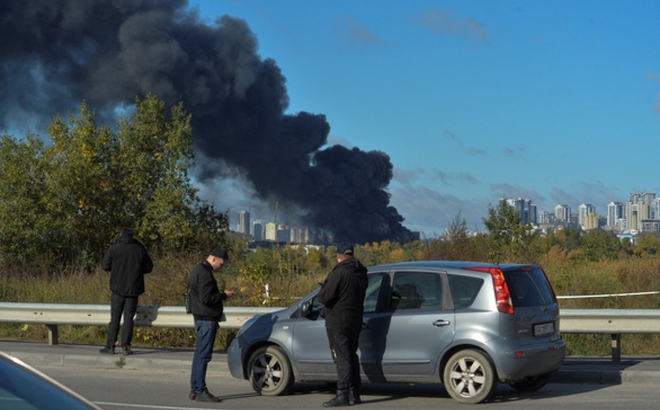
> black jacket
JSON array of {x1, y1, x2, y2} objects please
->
[
  {"x1": 188, "y1": 260, "x2": 227, "y2": 322},
  {"x1": 102, "y1": 233, "x2": 153, "y2": 297},
  {"x1": 317, "y1": 257, "x2": 368, "y2": 337}
]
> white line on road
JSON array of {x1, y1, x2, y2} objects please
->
[{"x1": 95, "y1": 401, "x2": 223, "y2": 410}]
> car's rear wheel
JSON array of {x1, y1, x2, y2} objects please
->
[
  {"x1": 443, "y1": 349, "x2": 498, "y2": 404},
  {"x1": 509, "y1": 371, "x2": 553, "y2": 392},
  {"x1": 247, "y1": 345, "x2": 294, "y2": 396}
]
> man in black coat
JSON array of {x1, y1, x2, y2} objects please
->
[
  {"x1": 100, "y1": 228, "x2": 153, "y2": 355},
  {"x1": 317, "y1": 243, "x2": 368, "y2": 407},
  {"x1": 187, "y1": 247, "x2": 236, "y2": 403}
]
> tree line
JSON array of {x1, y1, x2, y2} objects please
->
[
  {"x1": 2, "y1": 94, "x2": 660, "y2": 275},
  {"x1": 0, "y1": 95, "x2": 227, "y2": 271}
]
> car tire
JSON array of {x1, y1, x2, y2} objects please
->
[
  {"x1": 443, "y1": 349, "x2": 498, "y2": 404},
  {"x1": 247, "y1": 345, "x2": 294, "y2": 396},
  {"x1": 509, "y1": 371, "x2": 553, "y2": 392}
]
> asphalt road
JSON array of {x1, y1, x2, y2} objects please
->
[
  {"x1": 3, "y1": 340, "x2": 660, "y2": 409},
  {"x1": 35, "y1": 366, "x2": 660, "y2": 410}
]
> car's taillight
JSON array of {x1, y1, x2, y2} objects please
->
[{"x1": 465, "y1": 266, "x2": 514, "y2": 314}]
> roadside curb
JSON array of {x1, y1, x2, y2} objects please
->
[
  {"x1": 0, "y1": 341, "x2": 227, "y2": 374},
  {"x1": 3, "y1": 341, "x2": 660, "y2": 384},
  {"x1": 552, "y1": 356, "x2": 660, "y2": 385}
]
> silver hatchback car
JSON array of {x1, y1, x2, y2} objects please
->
[{"x1": 227, "y1": 261, "x2": 566, "y2": 404}]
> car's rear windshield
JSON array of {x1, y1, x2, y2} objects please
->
[{"x1": 503, "y1": 267, "x2": 555, "y2": 307}]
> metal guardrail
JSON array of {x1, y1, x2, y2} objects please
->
[
  {"x1": 0, "y1": 302, "x2": 279, "y2": 345},
  {"x1": 559, "y1": 309, "x2": 660, "y2": 333},
  {"x1": 559, "y1": 308, "x2": 660, "y2": 362},
  {"x1": 1, "y1": 302, "x2": 659, "y2": 362}
]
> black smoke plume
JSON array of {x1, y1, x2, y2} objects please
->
[{"x1": 0, "y1": 0, "x2": 414, "y2": 244}]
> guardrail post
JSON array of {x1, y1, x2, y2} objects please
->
[
  {"x1": 611, "y1": 334, "x2": 621, "y2": 363},
  {"x1": 47, "y1": 325, "x2": 59, "y2": 346}
]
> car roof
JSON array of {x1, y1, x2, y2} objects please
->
[{"x1": 368, "y1": 260, "x2": 538, "y2": 271}]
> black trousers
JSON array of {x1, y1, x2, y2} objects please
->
[
  {"x1": 326, "y1": 329, "x2": 361, "y2": 392},
  {"x1": 106, "y1": 293, "x2": 138, "y2": 347}
]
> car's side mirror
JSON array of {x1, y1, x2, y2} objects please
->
[{"x1": 300, "y1": 300, "x2": 312, "y2": 318}]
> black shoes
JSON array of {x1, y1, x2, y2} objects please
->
[
  {"x1": 100, "y1": 345, "x2": 133, "y2": 355},
  {"x1": 349, "y1": 386, "x2": 362, "y2": 405},
  {"x1": 194, "y1": 389, "x2": 222, "y2": 402},
  {"x1": 99, "y1": 346, "x2": 115, "y2": 354},
  {"x1": 323, "y1": 390, "x2": 350, "y2": 407}
]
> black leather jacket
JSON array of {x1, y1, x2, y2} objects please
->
[{"x1": 188, "y1": 260, "x2": 227, "y2": 322}]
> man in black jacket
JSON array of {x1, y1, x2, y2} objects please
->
[
  {"x1": 317, "y1": 243, "x2": 368, "y2": 407},
  {"x1": 187, "y1": 247, "x2": 236, "y2": 403},
  {"x1": 99, "y1": 228, "x2": 153, "y2": 355}
]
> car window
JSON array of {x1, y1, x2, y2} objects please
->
[
  {"x1": 503, "y1": 267, "x2": 555, "y2": 307},
  {"x1": 364, "y1": 272, "x2": 388, "y2": 313},
  {"x1": 308, "y1": 295, "x2": 324, "y2": 319},
  {"x1": 389, "y1": 271, "x2": 442, "y2": 310},
  {"x1": 307, "y1": 272, "x2": 389, "y2": 318},
  {"x1": 447, "y1": 274, "x2": 484, "y2": 309}
]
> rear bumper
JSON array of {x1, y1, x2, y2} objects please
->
[{"x1": 495, "y1": 338, "x2": 567, "y2": 381}]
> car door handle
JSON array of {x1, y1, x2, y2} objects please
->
[
  {"x1": 362, "y1": 322, "x2": 371, "y2": 329},
  {"x1": 433, "y1": 319, "x2": 451, "y2": 327}
]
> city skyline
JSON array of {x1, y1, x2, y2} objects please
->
[
  {"x1": 228, "y1": 190, "x2": 660, "y2": 243},
  {"x1": 191, "y1": 1, "x2": 660, "y2": 238}
]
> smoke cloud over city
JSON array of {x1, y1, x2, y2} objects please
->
[{"x1": 0, "y1": 0, "x2": 414, "y2": 244}]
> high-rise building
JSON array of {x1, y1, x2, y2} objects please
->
[
  {"x1": 278, "y1": 225, "x2": 290, "y2": 242},
  {"x1": 584, "y1": 212, "x2": 599, "y2": 231},
  {"x1": 505, "y1": 197, "x2": 537, "y2": 225},
  {"x1": 251, "y1": 219, "x2": 263, "y2": 239},
  {"x1": 538, "y1": 211, "x2": 554, "y2": 225},
  {"x1": 237, "y1": 210, "x2": 250, "y2": 235},
  {"x1": 652, "y1": 198, "x2": 660, "y2": 220},
  {"x1": 626, "y1": 193, "x2": 656, "y2": 232},
  {"x1": 264, "y1": 222, "x2": 278, "y2": 241},
  {"x1": 578, "y1": 204, "x2": 596, "y2": 229},
  {"x1": 607, "y1": 202, "x2": 624, "y2": 228},
  {"x1": 554, "y1": 204, "x2": 571, "y2": 224},
  {"x1": 290, "y1": 226, "x2": 310, "y2": 243}
]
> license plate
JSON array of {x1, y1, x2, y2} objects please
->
[{"x1": 533, "y1": 322, "x2": 554, "y2": 336}]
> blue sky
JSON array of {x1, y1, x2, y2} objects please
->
[{"x1": 190, "y1": 0, "x2": 660, "y2": 237}]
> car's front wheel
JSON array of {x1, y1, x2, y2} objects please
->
[
  {"x1": 443, "y1": 349, "x2": 498, "y2": 404},
  {"x1": 247, "y1": 345, "x2": 294, "y2": 396}
]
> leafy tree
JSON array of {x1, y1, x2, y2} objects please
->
[
  {"x1": 633, "y1": 234, "x2": 660, "y2": 258},
  {"x1": 578, "y1": 230, "x2": 622, "y2": 262},
  {"x1": 0, "y1": 95, "x2": 228, "y2": 269},
  {"x1": 0, "y1": 134, "x2": 66, "y2": 265},
  {"x1": 482, "y1": 198, "x2": 539, "y2": 262},
  {"x1": 539, "y1": 228, "x2": 582, "y2": 258},
  {"x1": 442, "y1": 212, "x2": 475, "y2": 260},
  {"x1": 46, "y1": 103, "x2": 119, "y2": 264},
  {"x1": 117, "y1": 96, "x2": 199, "y2": 251}
]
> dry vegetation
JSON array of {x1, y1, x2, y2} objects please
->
[{"x1": 2, "y1": 237, "x2": 660, "y2": 355}]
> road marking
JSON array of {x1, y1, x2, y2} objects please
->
[{"x1": 95, "y1": 401, "x2": 220, "y2": 409}]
